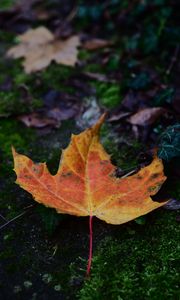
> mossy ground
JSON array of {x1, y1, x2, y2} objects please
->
[
  {"x1": 0, "y1": 0, "x2": 179, "y2": 299},
  {"x1": 78, "y1": 211, "x2": 179, "y2": 300},
  {"x1": 0, "y1": 114, "x2": 179, "y2": 300}
]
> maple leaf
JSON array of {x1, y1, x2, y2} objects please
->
[
  {"x1": 12, "y1": 114, "x2": 167, "y2": 275},
  {"x1": 128, "y1": 107, "x2": 166, "y2": 126},
  {"x1": 6, "y1": 27, "x2": 80, "y2": 73}
]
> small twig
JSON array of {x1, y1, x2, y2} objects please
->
[
  {"x1": 0, "y1": 211, "x2": 28, "y2": 230},
  {"x1": 166, "y1": 45, "x2": 180, "y2": 75},
  {"x1": 121, "y1": 169, "x2": 136, "y2": 178},
  {"x1": 83, "y1": 72, "x2": 116, "y2": 83},
  {"x1": 65, "y1": 5, "x2": 78, "y2": 23},
  {"x1": 23, "y1": 204, "x2": 34, "y2": 210},
  {"x1": 86, "y1": 215, "x2": 93, "y2": 277},
  {"x1": 0, "y1": 205, "x2": 34, "y2": 230},
  {"x1": 0, "y1": 213, "x2": 7, "y2": 222},
  {"x1": 51, "y1": 245, "x2": 58, "y2": 257}
]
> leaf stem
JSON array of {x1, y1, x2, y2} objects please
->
[{"x1": 86, "y1": 215, "x2": 93, "y2": 277}]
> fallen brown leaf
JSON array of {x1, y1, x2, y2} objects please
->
[
  {"x1": 164, "y1": 199, "x2": 180, "y2": 210},
  {"x1": 17, "y1": 112, "x2": 59, "y2": 128},
  {"x1": 18, "y1": 105, "x2": 77, "y2": 128},
  {"x1": 83, "y1": 38, "x2": 113, "y2": 50},
  {"x1": 13, "y1": 115, "x2": 167, "y2": 275},
  {"x1": 47, "y1": 107, "x2": 77, "y2": 121},
  {"x1": 128, "y1": 107, "x2": 166, "y2": 126},
  {"x1": 6, "y1": 26, "x2": 80, "y2": 73}
]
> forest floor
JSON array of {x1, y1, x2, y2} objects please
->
[{"x1": 0, "y1": 1, "x2": 179, "y2": 299}]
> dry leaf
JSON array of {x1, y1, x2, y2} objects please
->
[
  {"x1": 128, "y1": 107, "x2": 166, "y2": 126},
  {"x1": 164, "y1": 199, "x2": 180, "y2": 210},
  {"x1": 13, "y1": 114, "x2": 166, "y2": 222},
  {"x1": 83, "y1": 38, "x2": 113, "y2": 50},
  {"x1": 18, "y1": 107, "x2": 77, "y2": 128},
  {"x1": 17, "y1": 112, "x2": 59, "y2": 128},
  {"x1": 6, "y1": 27, "x2": 80, "y2": 73},
  {"x1": 12, "y1": 114, "x2": 167, "y2": 274}
]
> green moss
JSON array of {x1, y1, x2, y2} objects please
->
[
  {"x1": 0, "y1": 30, "x2": 15, "y2": 45},
  {"x1": 0, "y1": 0, "x2": 16, "y2": 9},
  {"x1": 101, "y1": 124, "x2": 141, "y2": 170},
  {"x1": 0, "y1": 59, "x2": 25, "y2": 82},
  {"x1": 78, "y1": 211, "x2": 180, "y2": 300},
  {"x1": 0, "y1": 119, "x2": 35, "y2": 177},
  {"x1": 80, "y1": 49, "x2": 120, "y2": 74},
  {"x1": 0, "y1": 119, "x2": 34, "y2": 156},
  {"x1": 0, "y1": 60, "x2": 43, "y2": 114},
  {"x1": 0, "y1": 248, "x2": 15, "y2": 260},
  {"x1": 0, "y1": 91, "x2": 42, "y2": 115},
  {"x1": 35, "y1": 205, "x2": 62, "y2": 234},
  {"x1": 105, "y1": 54, "x2": 121, "y2": 71},
  {"x1": 79, "y1": 49, "x2": 92, "y2": 61},
  {"x1": 40, "y1": 64, "x2": 76, "y2": 93},
  {"x1": 92, "y1": 82, "x2": 121, "y2": 108}
]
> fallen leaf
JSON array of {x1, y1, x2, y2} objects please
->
[
  {"x1": 12, "y1": 114, "x2": 167, "y2": 275},
  {"x1": 164, "y1": 199, "x2": 180, "y2": 210},
  {"x1": 83, "y1": 38, "x2": 113, "y2": 50},
  {"x1": 17, "y1": 112, "x2": 59, "y2": 128},
  {"x1": 47, "y1": 107, "x2": 76, "y2": 121},
  {"x1": 6, "y1": 26, "x2": 80, "y2": 73},
  {"x1": 43, "y1": 90, "x2": 80, "y2": 111},
  {"x1": 128, "y1": 107, "x2": 166, "y2": 126},
  {"x1": 18, "y1": 106, "x2": 77, "y2": 128}
]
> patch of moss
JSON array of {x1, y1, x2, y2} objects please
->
[
  {"x1": 78, "y1": 210, "x2": 180, "y2": 300},
  {"x1": 0, "y1": 91, "x2": 42, "y2": 115},
  {"x1": 101, "y1": 123, "x2": 141, "y2": 170},
  {"x1": 40, "y1": 64, "x2": 76, "y2": 93},
  {"x1": 0, "y1": 59, "x2": 26, "y2": 83},
  {"x1": 79, "y1": 49, "x2": 92, "y2": 62},
  {"x1": 0, "y1": 0, "x2": 16, "y2": 10},
  {"x1": 0, "y1": 119, "x2": 34, "y2": 157},
  {"x1": 0, "y1": 60, "x2": 43, "y2": 114},
  {"x1": 0, "y1": 119, "x2": 35, "y2": 178},
  {"x1": 84, "y1": 63, "x2": 103, "y2": 74},
  {"x1": 35, "y1": 205, "x2": 62, "y2": 234},
  {"x1": 0, "y1": 30, "x2": 15, "y2": 46},
  {"x1": 0, "y1": 248, "x2": 15, "y2": 260},
  {"x1": 105, "y1": 54, "x2": 120, "y2": 71},
  {"x1": 80, "y1": 48, "x2": 120, "y2": 74},
  {"x1": 92, "y1": 82, "x2": 121, "y2": 108}
]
